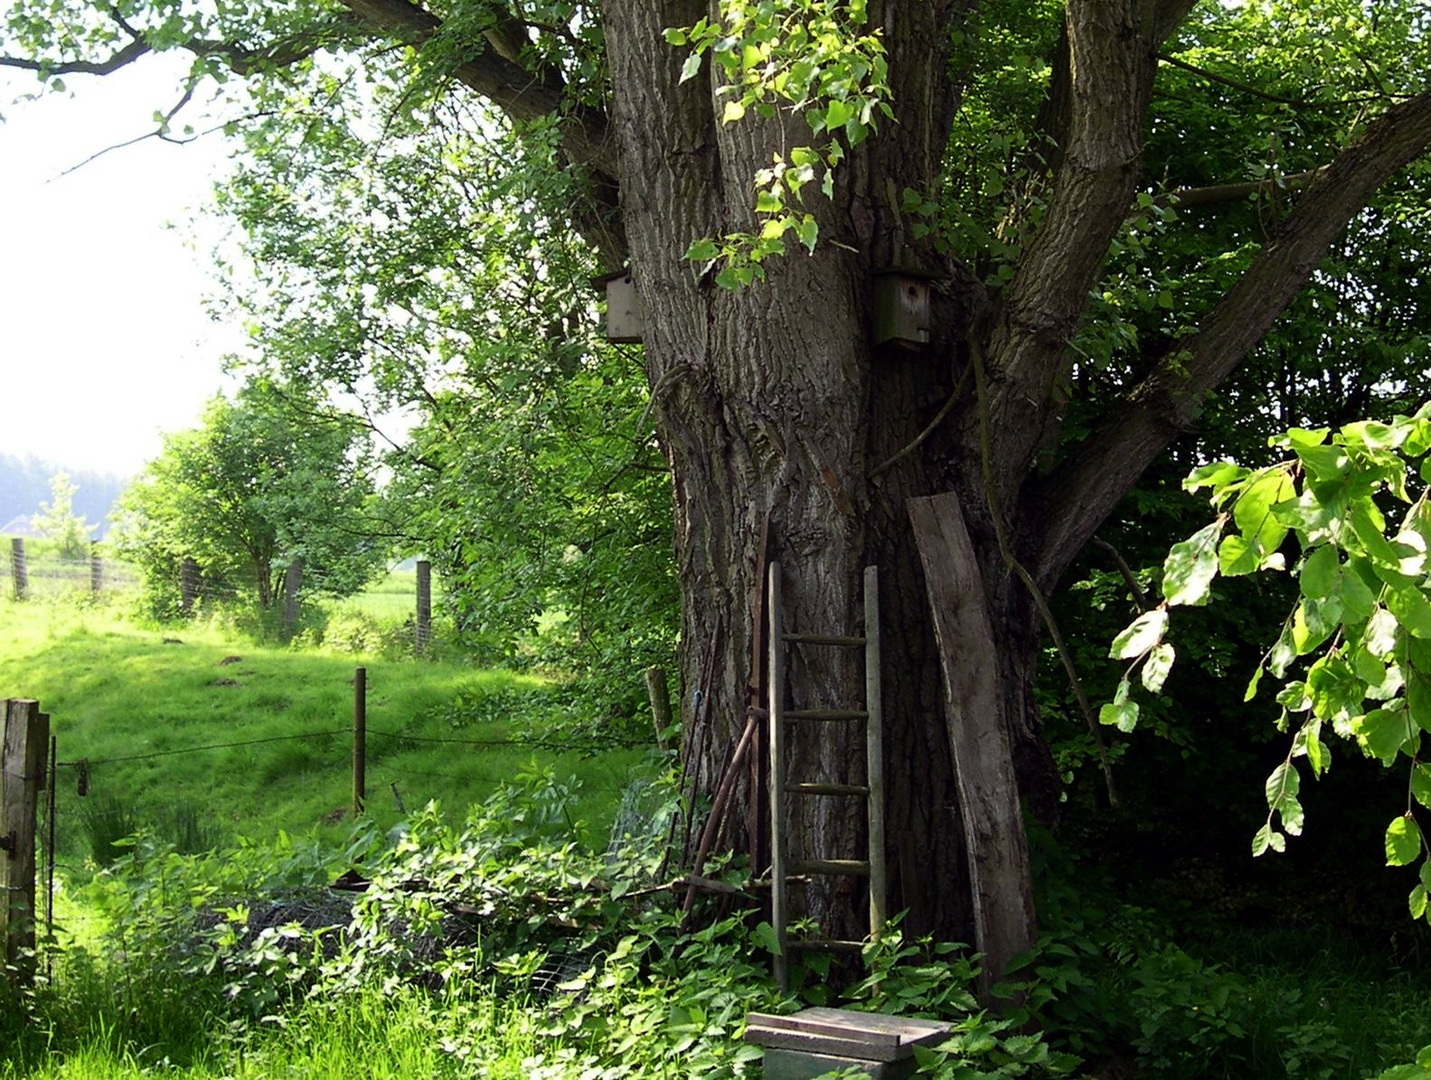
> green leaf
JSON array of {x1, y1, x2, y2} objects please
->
[
  {"x1": 1235, "y1": 470, "x2": 1294, "y2": 555},
  {"x1": 1340, "y1": 562, "x2": 1377, "y2": 623},
  {"x1": 1296, "y1": 443, "x2": 1349, "y2": 482},
  {"x1": 1269, "y1": 622, "x2": 1298, "y2": 679},
  {"x1": 722, "y1": 99, "x2": 747, "y2": 123},
  {"x1": 1386, "y1": 585, "x2": 1431, "y2": 639},
  {"x1": 679, "y1": 52, "x2": 704, "y2": 83},
  {"x1": 1218, "y1": 534, "x2": 1259, "y2": 576},
  {"x1": 1110, "y1": 609, "x2": 1168, "y2": 659},
  {"x1": 1412, "y1": 764, "x2": 1431, "y2": 810},
  {"x1": 1354, "y1": 707, "x2": 1410, "y2": 764},
  {"x1": 1099, "y1": 695, "x2": 1139, "y2": 733},
  {"x1": 1410, "y1": 884, "x2": 1428, "y2": 920},
  {"x1": 1343, "y1": 419, "x2": 1405, "y2": 450},
  {"x1": 1279, "y1": 427, "x2": 1332, "y2": 450},
  {"x1": 663, "y1": 28, "x2": 688, "y2": 45},
  {"x1": 683, "y1": 237, "x2": 719, "y2": 263},
  {"x1": 1292, "y1": 597, "x2": 1340, "y2": 655},
  {"x1": 1244, "y1": 664, "x2": 1264, "y2": 703},
  {"x1": 1265, "y1": 761, "x2": 1300, "y2": 810},
  {"x1": 1366, "y1": 607, "x2": 1400, "y2": 657},
  {"x1": 1299, "y1": 545, "x2": 1340, "y2": 598},
  {"x1": 1385, "y1": 815, "x2": 1422, "y2": 866},
  {"x1": 794, "y1": 215, "x2": 819, "y2": 253},
  {"x1": 1409, "y1": 674, "x2": 1431, "y2": 734},
  {"x1": 1276, "y1": 681, "x2": 1312, "y2": 712},
  {"x1": 1306, "y1": 656, "x2": 1363, "y2": 724},
  {"x1": 1163, "y1": 521, "x2": 1222, "y2": 607},
  {"x1": 1184, "y1": 461, "x2": 1248, "y2": 494},
  {"x1": 1141, "y1": 643, "x2": 1176, "y2": 694},
  {"x1": 753, "y1": 921, "x2": 781, "y2": 956},
  {"x1": 1351, "y1": 502, "x2": 1403, "y2": 568},
  {"x1": 1252, "y1": 823, "x2": 1285, "y2": 856}
]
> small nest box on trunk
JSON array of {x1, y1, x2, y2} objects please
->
[
  {"x1": 873, "y1": 269, "x2": 938, "y2": 350},
  {"x1": 592, "y1": 268, "x2": 644, "y2": 344}
]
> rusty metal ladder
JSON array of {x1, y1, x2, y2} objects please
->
[{"x1": 767, "y1": 562, "x2": 887, "y2": 990}]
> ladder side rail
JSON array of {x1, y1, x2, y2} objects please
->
[
  {"x1": 767, "y1": 561, "x2": 789, "y2": 990},
  {"x1": 864, "y1": 565, "x2": 888, "y2": 939}
]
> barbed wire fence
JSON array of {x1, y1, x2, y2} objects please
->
[
  {"x1": 20, "y1": 664, "x2": 639, "y2": 966},
  {"x1": 3, "y1": 538, "x2": 437, "y2": 653}
]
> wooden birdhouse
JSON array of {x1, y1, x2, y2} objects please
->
[
  {"x1": 873, "y1": 269, "x2": 936, "y2": 349},
  {"x1": 592, "y1": 268, "x2": 644, "y2": 344}
]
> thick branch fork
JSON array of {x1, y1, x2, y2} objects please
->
[{"x1": 1032, "y1": 88, "x2": 1431, "y2": 588}]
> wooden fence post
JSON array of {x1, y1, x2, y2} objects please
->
[
  {"x1": 90, "y1": 542, "x2": 103, "y2": 595},
  {"x1": 352, "y1": 668, "x2": 367, "y2": 819},
  {"x1": 9, "y1": 539, "x2": 26, "y2": 602},
  {"x1": 1, "y1": 699, "x2": 49, "y2": 984},
  {"x1": 282, "y1": 557, "x2": 303, "y2": 639},
  {"x1": 180, "y1": 557, "x2": 200, "y2": 616},
  {"x1": 415, "y1": 560, "x2": 432, "y2": 655}
]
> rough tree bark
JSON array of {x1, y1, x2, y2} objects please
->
[{"x1": 603, "y1": 0, "x2": 1002, "y2": 953}]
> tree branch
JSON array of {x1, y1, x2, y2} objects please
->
[
  {"x1": 1147, "y1": 167, "x2": 1327, "y2": 212},
  {"x1": 1157, "y1": 52, "x2": 1308, "y2": 107},
  {"x1": 338, "y1": 0, "x2": 616, "y2": 180},
  {"x1": 981, "y1": 0, "x2": 1164, "y2": 505},
  {"x1": 1028, "y1": 89, "x2": 1431, "y2": 590},
  {"x1": 0, "y1": 36, "x2": 151, "y2": 76}
]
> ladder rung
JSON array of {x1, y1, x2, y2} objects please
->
[
  {"x1": 787, "y1": 782, "x2": 869, "y2": 797},
  {"x1": 788, "y1": 939, "x2": 866, "y2": 953},
  {"x1": 790, "y1": 859, "x2": 870, "y2": 877},
  {"x1": 782, "y1": 633, "x2": 866, "y2": 646},
  {"x1": 784, "y1": 708, "x2": 868, "y2": 722}
]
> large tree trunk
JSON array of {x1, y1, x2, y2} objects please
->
[{"x1": 603, "y1": 0, "x2": 1041, "y2": 961}]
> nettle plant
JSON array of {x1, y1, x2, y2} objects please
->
[{"x1": 1106, "y1": 408, "x2": 1431, "y2": 922}]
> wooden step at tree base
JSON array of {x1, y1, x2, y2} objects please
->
[{"x1": 746, "y1": 1008, "x2": 953, "y2": 1080}]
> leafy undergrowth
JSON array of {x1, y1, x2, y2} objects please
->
[
  {"x1": 1, "y1": 768, "x2": 1075, "y2": 1080},
  {"x1": 4, "y1": 769, "x2": 1429, "y2": 1079}
]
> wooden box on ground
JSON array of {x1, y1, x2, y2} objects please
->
[{"x1": 744, "y1": 1007, "x2": 952, "y2": 1079}]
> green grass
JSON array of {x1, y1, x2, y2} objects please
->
[
  {"x1": 323, "y1": 567, "x2": 434, "y2": 621},
  {"x1": 0, "y1": 595, "x2": 644, "y2": 866},
  {"x1": 2, "y1": 979, "x2": 547, "y2": 1079}
]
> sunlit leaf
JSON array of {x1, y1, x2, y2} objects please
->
[
  {"x1": 1110, "y1": 609, "x2": 1168, "y2": 659},
  {"x1": 1163, "y1": 521, "x2": 1222, "y2": 607},
  {"x1": 1141, "y1": 643, "x2": 1176, "y2": 693},
  {"x1": 1385, "y1": 815, "x2": 1422, "y2": 866}
]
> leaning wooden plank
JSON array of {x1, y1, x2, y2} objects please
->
[{"x1": 908, "y1": 493, "x2": 1037, "y2": 998}]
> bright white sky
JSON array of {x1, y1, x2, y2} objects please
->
[{"x1": 0, "y1": 54, "x2": 243, "y2": 479}]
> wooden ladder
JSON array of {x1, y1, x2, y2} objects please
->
[{"x1": 766, "y1": 562, "x2": 887, "y2": 990}]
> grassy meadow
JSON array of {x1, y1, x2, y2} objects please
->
[{"x1": 0, "y1": 586, "x2": 645, "y2": 869}]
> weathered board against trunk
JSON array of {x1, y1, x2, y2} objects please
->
[{"x1": 908, "y1": 493, "x2": 1035, "y2": 990}]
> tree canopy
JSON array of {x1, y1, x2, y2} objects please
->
[{"x1": 113, "y1": 379, "x2": 383, "y2": 616}]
